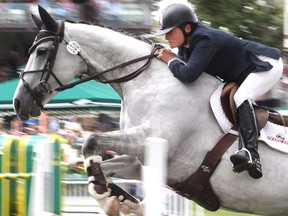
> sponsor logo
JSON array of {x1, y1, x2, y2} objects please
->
[{"x1": 267, "y1": 134, "x2": 288, "y2": 145}]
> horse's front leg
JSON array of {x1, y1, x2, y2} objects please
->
[
  {"x1": 84, "y1": 155, "x2": 143, "y2": 215},
  {"x1": 82, "y1": 123, "x2": 151, "y2": 215},
  {"x1": 82, "y1": 123, "x2": 150, "y2": 162},
  {"x1": 102, "y1": 155, "x2": 142, "y2": 180}
]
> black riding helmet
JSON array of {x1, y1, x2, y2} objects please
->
[{"x1": 156, "y1": 3, "x2": 198, "y2": 36}]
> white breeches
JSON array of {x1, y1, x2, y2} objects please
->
[{"x1": 234, "y1": 56, "x2": 283, "y2": 108}]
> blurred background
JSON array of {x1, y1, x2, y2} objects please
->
[
  {"x1": 0, "y1": 0, "x2": 287, "y2": 106},
  {"x1": 0, "y1": 0, "x2": 287, "y2": 215}
]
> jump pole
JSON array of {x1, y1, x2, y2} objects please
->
[
  {"x1": 28, "y1": 135, "x2": 61, "y2": 216},
  {"x1": 142, "y1": 137, "x2": 168, "y2": 216}
]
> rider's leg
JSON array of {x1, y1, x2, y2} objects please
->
[
  {"x1": 230, "y1": 56, "x2": 283, "y2": 179},
  {"x1": 230, "y1": 99, "x2": 262, "y2": 179}
]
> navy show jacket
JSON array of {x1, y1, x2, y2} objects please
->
[{"x1": 168, "y1": 22, "x2": 281, "y2": 84}]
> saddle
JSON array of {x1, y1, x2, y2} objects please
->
[
  {"x1": 220, "y1": 82, "x2": 288, "y2": 128},
  {"x1": 172, "y1": 82, "x2": 288, "y2": 211}
]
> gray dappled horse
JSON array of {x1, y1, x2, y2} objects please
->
[{"x1": 13, "y1": 5, "x2": 288, "y2": 216}]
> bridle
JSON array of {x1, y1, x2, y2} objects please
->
[{"x1": 20, "y1": 20, "x2": 160, "y2": 109}]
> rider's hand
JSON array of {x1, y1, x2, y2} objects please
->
[{"x1": 157, "y1": 48, "x2": 176, "y2": 63}]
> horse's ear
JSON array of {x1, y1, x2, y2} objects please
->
[
  {"x1": 38, "y1": 5, "x2": 58, "y2": 32},
  {"x1": 31, "y1": 13, "x2": 43, "y2": 30}
]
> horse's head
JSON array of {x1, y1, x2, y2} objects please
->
[{"x1": 13, "y1": 6, "x2": 88, "y2": 120}]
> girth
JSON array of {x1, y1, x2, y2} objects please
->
[{"x1": 171, "y1": 125, "x2": 238, "y2": 211}]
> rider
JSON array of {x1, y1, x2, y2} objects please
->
[{"x1": 156, "y1": 3, "x2": 283, "y2": 179}]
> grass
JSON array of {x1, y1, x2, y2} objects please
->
[{"x1": 205, "y1": 209, "x2": 258, "y2": 216}]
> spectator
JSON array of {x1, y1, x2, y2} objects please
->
[
  {"x1": 0, "y1": 64, "x2": 10, "y2": 83},
  {"x1": 8, "y1": 117, "x2": 24, "y2": 136},
  {"x1": 57, "y1": 121, "x2": 68, "y2": 138},
  {"x1": 0, "y1": 118, "x2": 7, "y2": 135}
]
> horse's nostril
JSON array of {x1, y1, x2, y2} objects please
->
[{"x1": 13, "y1": 99, "x2": 20, "y2": 113}]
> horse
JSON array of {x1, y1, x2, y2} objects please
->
[{"x1": 13, "y1": 5, "x2": 288, "y2": 216}]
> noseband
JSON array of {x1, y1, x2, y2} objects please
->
[{"x1": 20, "y1": 20, "x2": 160, "y2": 109}]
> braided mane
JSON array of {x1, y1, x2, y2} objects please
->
[{"x1": 65, "y1": 19, "x2": 152, "y2": 45}]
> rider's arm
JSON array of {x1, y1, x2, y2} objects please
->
[{"x1": 168, "y1": 36, "x2": 216, "y2": 83}]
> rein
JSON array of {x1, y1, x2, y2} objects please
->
[{"x1": 55, "y1": 43, "x2": 161, "y2": 91}]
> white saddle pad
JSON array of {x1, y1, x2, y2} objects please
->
[{"x1": 210, "y1": 84, "x2": 288, "y2": 154}]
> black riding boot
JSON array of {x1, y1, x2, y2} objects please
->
[{"x1": 230, "y1": 100, "x2": 263, "y2": 179}]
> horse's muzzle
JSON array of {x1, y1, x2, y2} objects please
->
[{"x1": 13, "y1": 98, "x2": 29, "y2": 120}]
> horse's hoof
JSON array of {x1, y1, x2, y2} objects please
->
[
  {"x1": 106, "y1": 197, "x2": 120, "y2": 216},
  {"x1": 82, "y1": 134, "x2": 100, "y2": 158}
]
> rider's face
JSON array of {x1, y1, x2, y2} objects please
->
[{"x1": 165, "y1": 27, "x2": 185, "y2": 48}]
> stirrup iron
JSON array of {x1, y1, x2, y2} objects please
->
[{"x1": 234, "y1": 148, "x2": 253, "y2": 163}]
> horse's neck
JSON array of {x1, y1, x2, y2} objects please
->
[
  {"x1": 67, "y1": 23, "x2": 152, "y2": 96},
  {"x1": 66, "y1": 23, "x2": 222, "y2": 106}
]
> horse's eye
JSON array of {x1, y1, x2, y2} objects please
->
[{"x1": 37, "y1": 48, "x2": 47, "y2": 56}]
